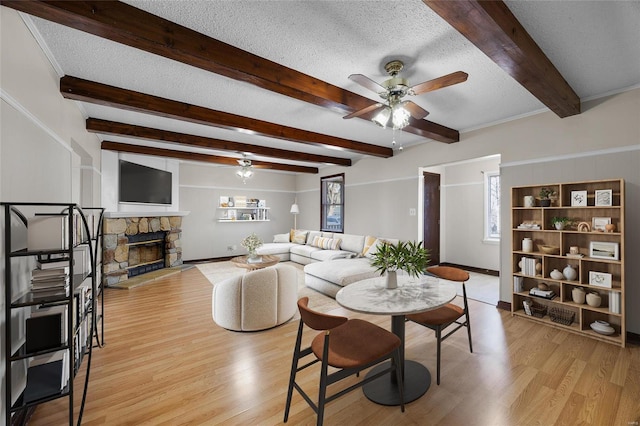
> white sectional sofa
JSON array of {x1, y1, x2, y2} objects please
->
[{"x1": 257, "y1": 229, "x2": 399, "y2": 298}]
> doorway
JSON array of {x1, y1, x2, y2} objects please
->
[{"x1": 422, "y1": 172, "x2": 441, "y2": 265}]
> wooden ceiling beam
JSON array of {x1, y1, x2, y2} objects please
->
[
  {"x1": 87, "y1": 118, "x2": 351, "y2": 166},
  {"x1": 62, "y1": 76, "x2": 391, "y2": 158},
  {"x1": 423, "y1": 0, "x2": 580, "y2": 118},
  {"x1": 3, "y1": 0, "x2": 459, "y2": 143},
  {"x1": 101, "y1": 141, "x2": 319, "y2": 174}
]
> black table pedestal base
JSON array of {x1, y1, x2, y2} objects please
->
[{"x1": 362, "y1": 360, "x2": 431, "y2": 406}]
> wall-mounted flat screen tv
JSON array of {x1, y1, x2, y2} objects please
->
[{"x1": 119, "y1": 160, "x2": 172, "y2": 205}]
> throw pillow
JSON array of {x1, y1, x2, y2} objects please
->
[
  {"x1": 292, "y1": 230, "x2": 309, "y2": 244},
  {"x1": 273, "y1": 233, "x2": 290, "y2": 243},
  {"x1": 362, "y1": 235, "x2": 378, "y2": 255},
  {"x1": 364, "y1": 238, "x2": 390, "y2": 259},
  {"x1": 311, "y1": 236, "x2": 342, "y2": 250}
]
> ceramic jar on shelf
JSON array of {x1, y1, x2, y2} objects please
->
[
  {"x1": 586, "y1": 291, "x2": 602, "y2": 307},
  {"x1": 522, "y1": 238, "x2": 533, "y2": 253},
  {"x1": 572, "y1": 287, "x2": 586, "y2": 304},
  {"x1": 550, "y1": 269, "x2": 564, "y2": 280},
  {"x1": 563, "y1": 264, "x2": 577, "y2": 281}
]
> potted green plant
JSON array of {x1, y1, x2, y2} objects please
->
[
  {"x1": 538, "y1": 187, "x2": 556, "y2": 207},
  {"x1": 370, "y1": 240, "x2": 430, "y2": 288},
  {"x1": 551, "y1": 216, "x2": 572, "y2": 230}
]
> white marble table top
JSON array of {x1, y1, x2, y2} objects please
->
[{"x1": 336, "y1": 275, "x2": 456, "y2": 316}]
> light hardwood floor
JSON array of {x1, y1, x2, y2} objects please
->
[{"x1": 28, "y1": 266, "x2": 640, "y2": 425}]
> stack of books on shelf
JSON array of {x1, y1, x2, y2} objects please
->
[
  {"x1": 529, "y1": 287, "x2": 556, "y2": 299},
  {"x1": 520, "y1": 256, "x2": 539, "y2": 277},
  {"x1": 31, "y1": 259, "x2": 70, "y2": 298}
]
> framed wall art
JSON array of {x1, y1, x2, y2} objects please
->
[
  {"x1": 589, "y1": 271, "x2": 612, "y2": 288},
  {"x1": 595, "y1": 189, "x2": 612, "y2": 206},
  {"x1": 571, "y1": 190, "x2": 587, "y2": 206},
  {"x1": 589, "y1": 241, "x2": 619, "y2": 260},
  {"x1": 592, "y1": 217, "x2": 611, "y2": 232}
]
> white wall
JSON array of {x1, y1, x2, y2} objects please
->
[
  {"x1": 179, "y1": 162, "x2": 296, "y2": 260},
  {"x1": 1, "y1": 9, "x2": 102, "y2": 421},
  {"x1": 439, "y1": 156, "x2": 501, "y2": 270}
]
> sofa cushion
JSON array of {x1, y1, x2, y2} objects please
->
[
  {"x1": 364, "y1": 237, "x2": 400, "y2": 258},
  {"x1": 311, "y1": 236, "x2": 342, "y2": 250},
  {"x1": 310, "y1": 249, "x2": 353, "y2": 261},
  {"x1": 362, "y1": 235, "x2": 378, "y2": 255},
  {"x1": 339, "y1": 234, "x2": 365, "y2": 254},
  {"x1": 257, "y1": 242, "x2": 296, "y2": 256},
  {"x1": 306, "y1": 231, "x2": 322, "y2": 245},
  {"x1": 304, "y1": 258, "x2": 379, "y2": 287},
  {"x1": 273, "y1": 233, "x2": 290, "y2": 243},
  {"x1": 292, "y1": 230, "x2": 309, "y2": 244},
  {"x1": 290, "y1": 244, "x2": 323, "y2": 257}
]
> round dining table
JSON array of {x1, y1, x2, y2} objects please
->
[{"x1": 336, "y1": 274, "x2": 456, "y2": 405}]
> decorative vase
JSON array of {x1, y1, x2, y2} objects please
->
[
  {"x1": 550, "y1": 269, "x2": 564, "y2": 280},
  {"x1": 555, "y1": 222, "x2": 564, "y2": 230},
  {"x1": 540, "y1": 199, "x2": 551, "y2": 207},
  {"x1": 572, "y1": 287, "x2": 586, "y2": 304},
  {"x1": 248, "y1": 250, "x2": 259, "y2": 260},
  {"x1": 522, "y1": 238, "x2": 533, "y2": 253},
  {"x1": 605, "y1": 224, "x2": 616, "y2": 233},
  {"x1": 586, "y1": 291, "x2": 601, "y2": 307},
  {"x1": 563, "y1": 264, "x2": 577, "y2": 281},
  {"x1": 524, "y1": 196, "x2": 535, "y2": 208},
  {"x1": 386, "y1": 271, "x2": 398, "y2": 289}
]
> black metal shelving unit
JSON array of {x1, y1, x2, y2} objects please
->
[{"x1": 3, "y1": 202, "x2": 103, "y2": 425}]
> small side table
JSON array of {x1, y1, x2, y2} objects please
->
[{"x1": 231, "y1": 254, "x2": 280, "y2": 271}]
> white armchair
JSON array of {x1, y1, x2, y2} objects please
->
[{"x1": 212, "y1": 264, "x2": 298, "y2": 331}]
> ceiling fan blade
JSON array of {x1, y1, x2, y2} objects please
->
[
  {"x1": 343, "y1": 103, "x2": 384, "y2": 120},
  {"x1": 348, "y1": 74, "x2": 386, "y2": 94},
  {"x1": 409, "y1": 71, "x2": 469, "y2": 96},
  {"x1": 402, "y1": 101, "x2": 429, "y2": 120}
]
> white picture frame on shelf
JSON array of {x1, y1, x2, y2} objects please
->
[
  {"x1": 592, "y1": 217, "x2": 611, "y2": 232},
  {"x1": 595, "y1": 189, "x2": 613, "y2": 206},
  {"x1": 589, "y1": 241, "x2": 619, "y2": 260},
  {"x1": 571, "y1": 190, "x2": 587, "y2": 206},
  {"x1": 589, "y1": 271, "x2": 612, "y2": 288}
]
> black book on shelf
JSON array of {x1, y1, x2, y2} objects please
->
[
  {"x1": 23, "y1": 360, "x2": 64, "y2": 403},
  {"x1": 26, "y1": 314, "x2": 63, "y2": 353}
]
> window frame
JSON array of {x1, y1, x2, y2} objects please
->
[
  {"x1": 320, "y1": 173, "x2": 344, "y2": 233},
  {"x1": 484, "y1": 170, "x2": 501, "y2": 243}
]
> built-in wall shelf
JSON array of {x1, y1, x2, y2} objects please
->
[{"x1": 217, "y1": 196, "x2": 269, "y2": 222}]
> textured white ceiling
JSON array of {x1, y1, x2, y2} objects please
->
[{"x1": 23, "y1": 0, "x2": 640, "y2": 168}]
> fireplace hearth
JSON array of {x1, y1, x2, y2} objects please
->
[{"x1": 102, "y1": 215, "x2": 183, "y2": 286}]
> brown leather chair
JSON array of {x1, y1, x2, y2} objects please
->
[
  {"x1": 406, "y1": 266, "x2": 472, "y2": 385},
  {"x1": 284, "y1": 297, "x2": 405, "y2": 425}
]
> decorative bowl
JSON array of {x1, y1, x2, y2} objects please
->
[
  {"x1": 590, "y1": 321, "x2": 615, "y2": 335},
  {"x1": 539, "y1": 245, "x2": 560, "y2": 254}
]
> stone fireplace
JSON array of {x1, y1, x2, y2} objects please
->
[{"x1": 102, "y1": 215, "x2": 183, "y2": 286}]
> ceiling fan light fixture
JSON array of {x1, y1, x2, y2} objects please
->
[
  {"x1": 391, "y1": 102, "x2": 411, "y2": 129},
  {"x1": 236, "y1": 157, "x2": 254, "y2": 183},
  {"x1": 372, "y1": 107, "x2": 391, "y2": 128}
]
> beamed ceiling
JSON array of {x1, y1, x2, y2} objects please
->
[{"x1": 3, "y1": 1, "x2": 639, "y2": 174}]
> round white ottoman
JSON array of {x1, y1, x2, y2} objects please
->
[{"x1": 212, "y1": 264, "x2": 298, "y2": 331}]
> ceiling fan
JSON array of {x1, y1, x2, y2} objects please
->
[{"x1": 344, "y1": 60, "x2": 468, "y2": 129}]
